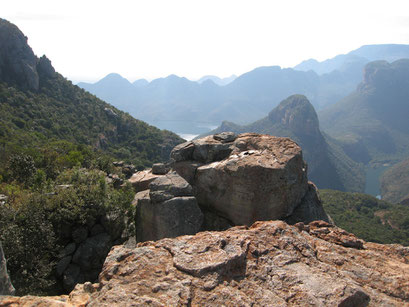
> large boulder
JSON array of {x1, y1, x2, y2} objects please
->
[
  {"x1": 0, "y1": 242, "x2": 15, "y2": 295},
  {"x1": 135, "y1": 172, "x2": 203, "y2": 242},
  {"x1": 172, "y1": 133, "x2": 311, "y2": 226}
]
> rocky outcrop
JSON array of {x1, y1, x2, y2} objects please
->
[
  {"x1": 135, "y1": 172, "x2": 203, "y2": 242},
  {"x1": 131, "y1": 132, "x2": 329, "y2": 242},
  {"x1": 55, "y1": 212, "x2": 129, "y2": 292},
  {"x1": 0, "y1": 242, "x2": 15, "y2": 295},
  {"x1": 172, "y1": 133, "x2": 328, "y2": 226},
  {"x1": 4, "y1": 220, "x2": 409, "y2": 306},
  {"x1": 0, "y1": 18, "x2": 39, "y2": 91}
]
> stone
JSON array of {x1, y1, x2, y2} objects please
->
[
  {"x1": 36, "y1": 55, "x2": 55, "y2": 79},
  {"x1": 285, "y1": 182, "x2": 331, "y2": 224},
  {"x1": 0, "y1": 242, "x2": 14, "y2": 295},
  {"x1": 136, "y1": 195, "x2": 203, "y2": 242},
  {"x1": 90, "y1": 224, "x2": 105, "y2": 236},
  {"x1": 193, "y1": 133, "x2": 308, "y2": 225},
  {"x1": 192, "y1": 136, "x2": 234, "y2": 163},
  {"x1": 213, "y1": 131, "x2": 237, "y2": 143},
  {"x1": 59, "y1": 242, "x2": 76, "y2": 258},
  {"x1": 63, "y1": 263, "x2": 81, "y2": 292},
  {"x1": 12, "y1": 220, "x2": 406, "y2": 306},
  {"x1": 112, "y1": 161, "x2": 124, "y2": 167},
  {"x1": 136, "y1": 172, "x2": 203, "y2": 242},
  {"x1": 128, "y1": 169, "x2": 162, "y2": 192},
  {"x1": 72, "y1": 226, "x2": 88, "y2": 243},
  {"x1": 0, "y1": 19, "x2": 40, "y2": 91},
  {"x1": 152, "y1": 163, "x2": 170, "y2": 175},
  {"x1": 56, "y1": 256, "x2": 72, "y2": 277},
  {"x1": 170, "y1": 141, "x2": 195, "y2": 162},
  {"x1": 149, "y1": 171, "x2": 193, "y2": 203},
  {"x1": 122, "y1": 164, "x2": 136, "y2": 178}
]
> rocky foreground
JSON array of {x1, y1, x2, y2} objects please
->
[{"x1": 2, "y1": 220, "x2": 409, "y2": 306}]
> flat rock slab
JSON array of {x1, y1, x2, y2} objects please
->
[{"x1": 12, "y1": 221, "x2": 409, "y2": 306}]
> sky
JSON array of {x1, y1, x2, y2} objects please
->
[{"x1": 2, "y1": 0, "x2": 409, "y2": 83}]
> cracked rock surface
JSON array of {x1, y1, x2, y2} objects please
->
[{"x1": 7, "y1": 220, "x2": 408, "y2": 306}]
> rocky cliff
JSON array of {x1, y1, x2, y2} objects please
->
[
  {"x1": 0, "y1": 18, "x2": 55, "y2": 91},
  {"x1": 2, "y1": 220, "x2": 409, "y2": 306},
  {"x1": 0, "y1": 242, "x2": 15, "y2": 295}
]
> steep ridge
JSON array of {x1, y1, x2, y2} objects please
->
[
  {"x1": 0, "y1": 18, "x2": 183, "y2": 168},
  {"x1": 202, "y1": 95, "x2": 365, "y2": 192},
  {"x1": 2, "y1": 220, "x2": 409, "y2": 306},
  {"x1": 319, "y1": 59, "x2": 409, "y2": 166},
  {"x1": 78, "y1": 44, "x2": 409, "y2": 134}
]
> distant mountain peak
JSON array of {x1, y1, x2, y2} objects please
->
[{"x1": 268, "y1": 95, "x2": 320, "y2": 137}]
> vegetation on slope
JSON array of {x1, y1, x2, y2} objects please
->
[
  {"x1": 380, "y1": 158, "x2": 409, "y2": 203},
  {"x1": 321, "y1": 189, "x2": 409, "y2": 245}
]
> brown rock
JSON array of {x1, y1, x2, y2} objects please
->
[
  {"x1": 4, "y1": 221, "x2": 409, "y2": 306},
  {"x1": 193, "y1": 133, "x2": 308, "y2": 225},
  {"x1": 128, "y1": 169, "x2": 162, "y2": 192}
]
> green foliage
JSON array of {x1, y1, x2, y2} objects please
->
[
  {"x1": 0, "y1": 168, "x2": 135, "y2": 295},
  {"x1": 7, "y1": 154, "x2": 36, "y2": 185},
  {"x1": 0, "y1": 76, "x2": 183, "y2": 170},
  {"x1": 320, "y1": 189, "x2": 409, "y2": 245},
  {"x1": 380, "y1": 158, "x2": 409, "y2": 203}
]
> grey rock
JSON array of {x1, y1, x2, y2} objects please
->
[
  {"x1": 152, "y1": 163, "x2": 170, "y2": 175},
  {"x1": 63, "y1": 263, "x2": 80, "y2": 292},
  {"x1": 72, "y1": 233, "x2": 112, "y2": 271},
  {"x1": 0, "y1": 19, "x2": 39, "y2": 91},
  {"x1": 213, "y1": 131, "x2": 237, "y2": 143},
  {"x1": 56, "y1": 256, "x2": 72, "y2": 276},
  {"x1": 90, "y1": 224, "x2": 105, "y2": 236},
  {"x1": 0, "y1": 241, "x2": 15, "y2": 295},
  {"x1": 170, "y1": 141, "x2": 195, "y2": 162},
  {"x1": 285, "y1": 182, "x2": 331, "y2": 225},
  {"x1": 136, "y1": 196, "x2": 203, "y2": 242},
  {"x1": 104, "y1": 107, "x2": 117, "y2": 118},
  {"x1": 192, "y1": 137, "x2": 233, "y2": 163},
  {"x1": 72, "y1": 226, "x2": 88, "y2": 243},
  {"x1": 149, "y1": 171, "x2": 193, "y2": 203},
  {"x1": 113, "y1": 161, "x2": 124, "y2": 167},
  {"x1": 171, "y1": 161, "x2": 202, "y2": 185},
  {"x1": 60, "y1": 242, "x2": 76, "y2": 258},
  {"x1": 128, "y1": 169, "x2": 162, "y2": 192},
  {"x1": 193, "y1": 134, "x2": 308, "y2": 226},
  {"x1": 36, "y1": 55, "x2": 55, "y2": 79}
]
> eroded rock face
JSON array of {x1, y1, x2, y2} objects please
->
[
  {"x1": 172, "y1": 133, "x2": 310, "y2": 226},
  {"x1": 0, "y1": 242, "x2": 15, "y2": 295},
  {"x1": 135, "y1": 172, "x2": 203, "y2": 242},
  {"x1": 9, "y1": 221, "x2": 409, "y2": 306}
]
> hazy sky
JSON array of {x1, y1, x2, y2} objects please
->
[{"x1": 3, "y1": 0, "x2": 409, "y2": 82}]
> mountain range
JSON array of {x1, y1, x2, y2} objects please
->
[{"x1": 78, "y1": 44, "x2": 409, "y2": 135}]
